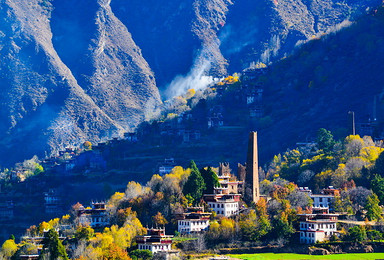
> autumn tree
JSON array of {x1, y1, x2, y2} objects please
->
[
  {"x1": 239, "y1": 206, "x2": 271, "y2": 241},
  {"x1": 126, "y1": 181, "x2": 148, "y2": 200},
  {"x1": 344, "y1": 135, "x2": 364, "y2": 158},
  {"x1": 270, "y1": 200, "x2": 296, "y2": 242},
  {"x1": 152, "y1": 212, "x2": 168, "y2": 226},
  {"x1": 75, "y1": 226, "x2": 95, "y2": 241},
  {"x1": 1, "y1": 239, "x2": 17, "y2": 258},
  {"x1": 103, "y1": 243, "x2": 131, "y2": 260},
  {"x1": 83, "y1": 141, "x2": 92, "y2": 151}
]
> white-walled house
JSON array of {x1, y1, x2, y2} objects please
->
[
  {"x1": 136, "y1": 228, "x2": 173, "y2": 254},
  {"x1": 178, "y1": 219, "x2": 210, "y2": 234},
  {"x1": 310, "y1": 195, "x2": 334, "y2": 209},
  {"x1": 177, "y1": 207, "x2": 211, "y2": 234},
  {"x1": 206, "y1": 200, "x2": 239, "y2": 217},
  {"x1": 204, "y1": 163, "x2": 243, "y2": 217},
  {"x1": 298, "y1": 213, "x2": 339, "y2": 244}
]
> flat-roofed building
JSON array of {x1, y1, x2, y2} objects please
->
[
  {"x1": 177, "y1": 207, "x2": 211, "y2": 234},
  {"x1": 298, "y1": 210, "x2": 339, "y2": 244},
  {"x1": 136, "y1": 228, "x2": 173, "y2": 254}
]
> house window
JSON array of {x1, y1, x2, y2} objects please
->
[{"x1": 319, "y1": 198, "x2": 323, "y2": 202}]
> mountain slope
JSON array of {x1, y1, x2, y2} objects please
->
[
  {"x1": 0, "y1": 0, "x2": 381, "y2": 166},
  {"x1": 220, "y1": 0, "x2": 382, "y2": 71},
  {"x1": 0, "y1": 0, "x2": 161, "y2": 166}
]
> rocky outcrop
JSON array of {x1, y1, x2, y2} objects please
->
[
  {"x1": 309, "y1": 247, "x2": 330, "y2": 255},
  {"x1": 0, "y1": 0, "x2": 161, "y2": 165}
]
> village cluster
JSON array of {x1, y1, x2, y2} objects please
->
[{"x1": 3, "y1": 132, "x2": 357, "y2": 260}]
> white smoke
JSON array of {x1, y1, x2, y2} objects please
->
[{"x1": 164, "y1": 59, "x2": 215, "y2": 99}]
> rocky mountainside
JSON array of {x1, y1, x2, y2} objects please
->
[
  {"x1": 0, "y1": 0, "x2": 381, "y2": 166},
  {"x1": 0, "y1": 0, "x2": 161, "y2": 166},
  {"x1": 220, "y1": 0, "x2": 382, "y2": 71}
]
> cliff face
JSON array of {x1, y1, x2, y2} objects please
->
[
  {"x1": 0, "y1": 0, "x2": 161, "y2": 165},
  {"x1": 0, "y1": 0, "x2": 381, "y2": 166},
  {"x1": 111, "y1": 0, "x2": 233, "y2": 90}
]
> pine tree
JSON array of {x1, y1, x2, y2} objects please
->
[
  {"x1": 371, "y1": 174, "x2": 384, "y2": 204},
  {"x1": 39, "y1": 229, "x2": 68, "y2": 260},
  {"x1": 200, "y1": 166, "x2": 220, "y2": 194},
  {"x1": 365, "y1": 193, "x2": 382, "y2": 221},
  {"x1": 183, "y1": 160, "x2": 206, "y2": 205},
  {"x1": 316, "y1": 128, "x2": 335, "y2": 153}
]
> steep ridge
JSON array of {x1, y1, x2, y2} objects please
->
[
  {"x1": 111, "y1": 0, "x2": 233, "y2": 90},
  {"x1": 51, "y1": 0, "x2": 161, "y2": 129},
  {"x1": 220, "y1": 0, "x2": 382, "y2": 71},
  {"x1": 0, "y1": 0, "x2": 161, "y2": 166},
  {"x1": 192, "y1": 0, "x2": 232, "y2": 77}
]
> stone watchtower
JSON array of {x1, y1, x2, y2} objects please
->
[{"x1": 245, "y1": 131, "x2": 260, "y2": 204}]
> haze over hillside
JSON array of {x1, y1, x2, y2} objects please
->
[{"x1": 0, "y1": 0, "x2": 380, "y2": 166}]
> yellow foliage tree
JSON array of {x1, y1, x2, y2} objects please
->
[
  {"x1": 48, "y1": 218, "x2": 60, "y2": 229},
  {"x1": 344, "y1": 135, "x2": 365, "y2": 157},
  {"x1": 125, "y1": 181, "x2": 149, "y2": 200},
  {"x1": 38, "y1": 221, "x2": 51, "y2": 234},
  {"x1": 220, "y1": 218, "x2": 235, "y2": 239},
  {"x1": 152, "y1": 212, "x2": 168, "y2": 226},
  {"x1": 108, "y1": 192, "x2": 125, "y2": 208},
  {"x1": 83, "y1": 141, "x2": 92, "y2": 151},
  {"x1": 185, "y1": 89, "x2": 196, "y2": 99},
  {"x1": 1, "y1": 239, "x2": 18, "y2": 257},
  {"x1": 360, "y1": 146, "x2": 384, "y2": 163},
  {"x1": 61, "y1": 214, "x2": 71, "y2": 224}
]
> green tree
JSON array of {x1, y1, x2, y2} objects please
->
[
  {"x1": 183, "y1": 160, "x2": 206, "y2": 205},
  {"x1": 371, "y1": 175, "x2": 384, "y2": 204},
  {"x1": 347, "y1": 226, "x2": 367, "y2": 242},
  {"x1": 316, "y1": 128, "x2": 335, "y2": 153},
  {"x1": 200, "y1": 167, "x2": 220, "y2": 194},
  {"x1": 39, "y1": 229, "x2": 68, "y2": 260},
  {"x1": 129, "y1": 249, "x2": 152, "y2": 260},
  {"x1": 365, "y1": 193, "x2": 382, "y2": 221},
  {"x1": 367, "y1": 229, "x2": 383, "y2": 241},
  {"x1": 239, "y1": 208, "x2": 271, "y2": 241},
  {"x1": 272, "y1": 212, "x2": 295, "y2": 240},
  {"x1": 372, "y1": 151, "x2": 384, "y2": 176},
  {"x1": 34, "y1": 164, "x2": 44, "y2": 175}
]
